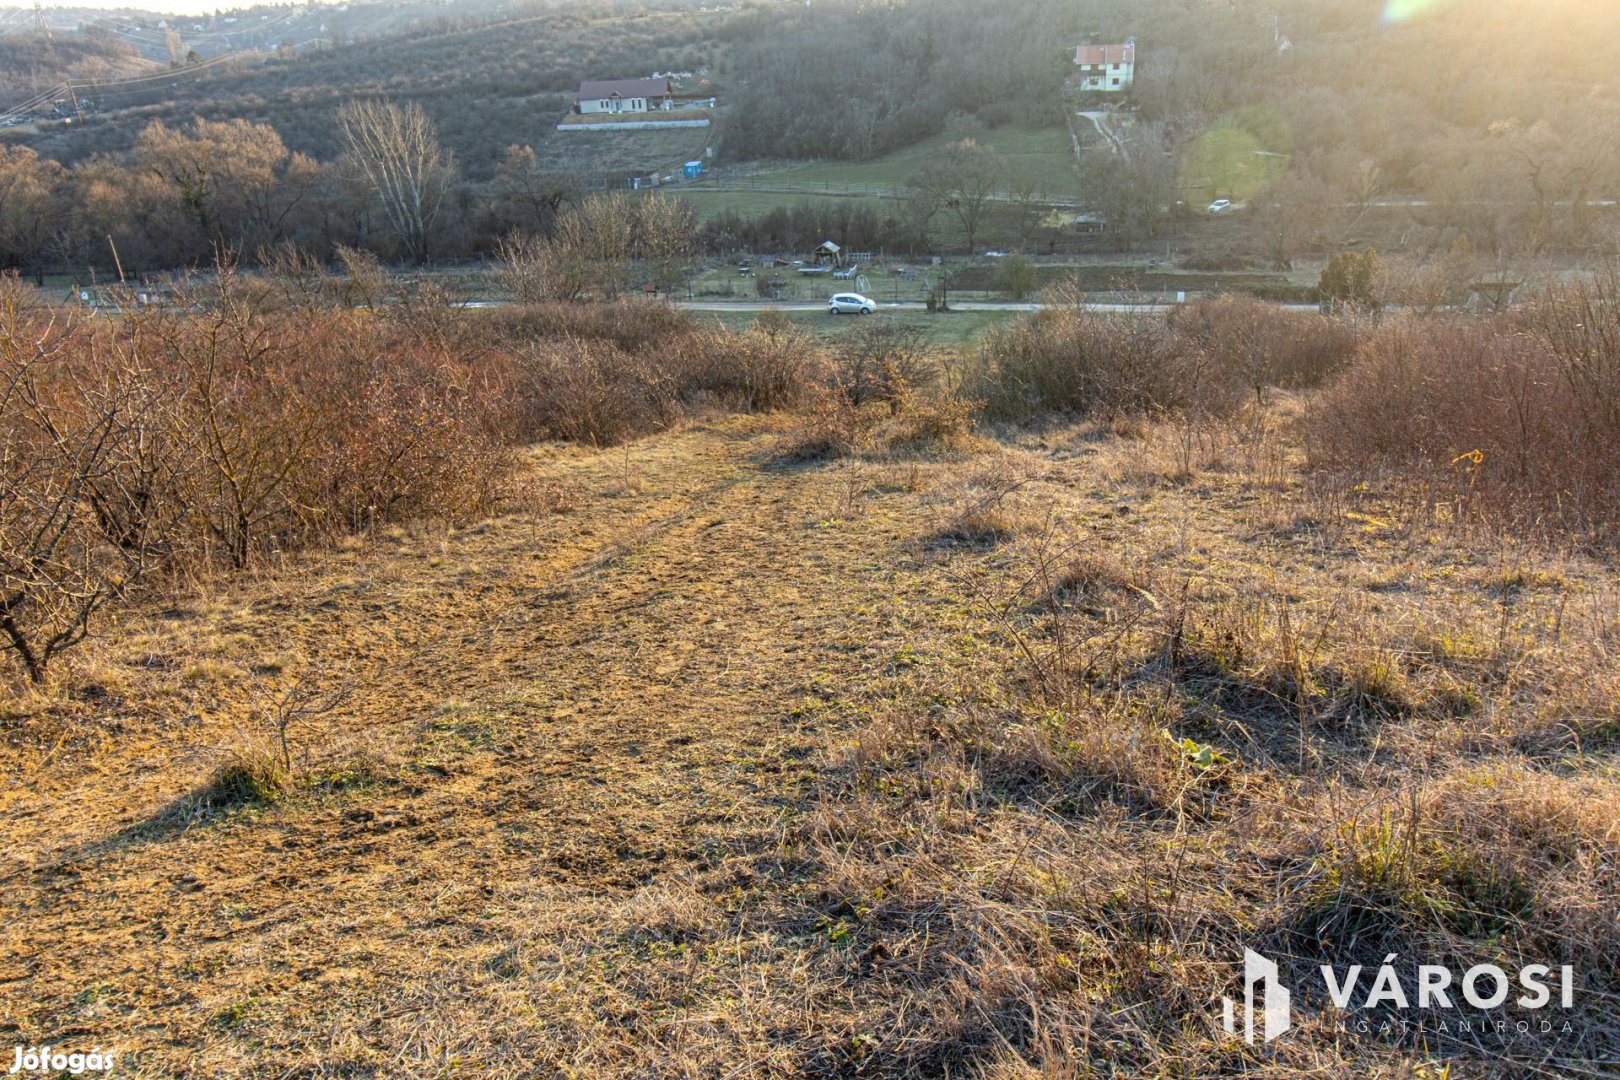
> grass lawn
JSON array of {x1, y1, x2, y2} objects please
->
[
  {"x1": 541, "y1": 125, "x2": 711, "y2": 178},
  {"x1": 680, "y1": 190, "x2": 1060, "y2": 253},
  {"x1": 677, "y1": 126, "x2": 1076, "y2": 252},
  {"x1": 734, "y1": 125, "x2": 1078, "y2": 198}
]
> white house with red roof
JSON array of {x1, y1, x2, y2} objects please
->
[{"x1": 1072, "y1": 37, "x2": 1136, "y2": 92}]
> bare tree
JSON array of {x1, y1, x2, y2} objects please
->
[
  {"x1": 1248, "y1": 168, "x2": 1338, "y2": 270},
  {"x1": 1007, "y1": 179, "x2": 1046, "y2": 253},
  {"x1": 1080, "y1": 148, "x2": 1175, "y2": 252},
  {"x1": 135, "y1": 118, "x2": 291, "y2": 252},
  {"x1": 909, "y1": 138, "x2": 1004, "y2": 255},
  {"x1": 494, "y1": 231, "x2": 556, "y2": 305},
  {"x1": 490, "y1": 145, "x2": 576, "y2": 236},
  {"x1": 337, "y1": 100, "x2": 457, "y2": 265},
  {"x1": 633, "y1": 194, "x2": 697, "y2": 297},
  {"x1": 0, "y1": 146, "x2": 62, "y2": 284}
]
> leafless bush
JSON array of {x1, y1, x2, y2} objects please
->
[
  {"x1": 969, "y1": 297, "x2": 1232, "y2": 422},
  {"x1": 334, "y1": 245, "x2": 389, "y2": 309},
  {"x1": 829, "y1": 319, "x2": 937, "y2": 409},
  {"x1": 1304, "y1": 284, "x2": 1620, "y2": 543},
  {"x1": 493, "y1": 232, "x2": 556, "y2": 306},
  {"x1": 0, "y1": 310, "x2": 180, "y2": 682},
  {"x1": 677, "y1": 310, "x2": 821, "y2": 412},
  {"x1": 1169, "y1": 294, "x2": 1362, "y2": 400},
  {"x1": 257, "y1": 241, "x2": 341, "y2": 312},
  {"x1": 505, "y1": 337, "x2": 676, "y2": 446},
  {"x1": 492, "y1": 193, "x2": 696, "y2": 302},
  {"x1": 472, "y1": 299, "x2": 698, "y2": 355}
]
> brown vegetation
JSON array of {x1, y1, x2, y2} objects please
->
[
  {"x1": 1306, "y1": 271, "x2": 1620, "y2": 545},
  {"x1": 0, "y1": 285, "x2": 823, "y2": 681},
  {"x1": 2, "y1": 286, "x2": 1618, "y2": 1077}
]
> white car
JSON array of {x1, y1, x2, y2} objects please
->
[
  {"x1": 1208, "y1": 199, "x2": 1233, "y2": 214},
  {"x1": 828, "y1": 292, "x2": 876, "y2": 315}
]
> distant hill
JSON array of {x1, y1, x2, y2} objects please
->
[
  {"x1": 10, "y1": 0, "x2": 530, "y2": 65},
  {"x1": 3, "y1": 0, "x2": 726, "y2": 182},
  {"x1": 2, "y1": 0, "x2": 1615, "y2": 263},
  {"x1": 0, "y1": 30, "x2": 154, "y2": 99}
]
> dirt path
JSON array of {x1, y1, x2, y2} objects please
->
[{"x1": 0, "y1": 416, "x2": 960, "y2": 1077}]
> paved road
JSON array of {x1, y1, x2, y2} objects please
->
[
  {"x1": 1076, "y1": 110, "x2": 1128, "y2": 158},
  {"x1": 463, "y1": 298, "x2": 1320, "y2": 314},
  {"x1": 683, "y1": 299, "x2": 1322, "y2": 314},
  {"x1": 679, "y1": 300, "x2": 1051, "y2": 313}
]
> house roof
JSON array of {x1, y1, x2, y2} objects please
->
[
  {"x1": 577, "y1": 77, "x2": 672, "y2": 100},
  {"x1": 1073, "y1": 42, "x2": 1135, "y2": 65},
  {"x1": 815, "y1": 240, "x2": 841, "y2": 253}
]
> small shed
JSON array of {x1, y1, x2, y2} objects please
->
[
  {"x1": 682, "y1": 160, "x2": 703, "y2": 179},
  {"x1": 813, "y1": 240, "x2": 842, "y2": 267}
]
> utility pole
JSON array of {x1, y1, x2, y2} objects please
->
[{"x1": 107, "y1": 235, "x2": 126, "y2": 284}]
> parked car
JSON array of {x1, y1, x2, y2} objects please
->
[
  {"x1": 1208, "y1": 198, "x2": 1233, "y2": 214},
  {"x1": 828, "y1": 292, "x2": 877, "y2": 315}
]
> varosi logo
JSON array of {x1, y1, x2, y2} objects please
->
[
  {"x1": 1222, "y1": 949, "x2": 1291, "y2": 1044},
  {"x1": 1219, "y1": 951, "x2": 1578, "y2": 1045}
]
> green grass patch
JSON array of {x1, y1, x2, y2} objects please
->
[{"x1": 737, "y1": 125, "x2": 1077, "y2": 197}]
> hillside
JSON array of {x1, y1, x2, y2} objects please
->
[
  {"x1": 0, "y1": 0, "x2": 1616, "y2": 278},
  {"x1": 4, "y1": 0, "x2": 728, "y2": 181},
  {"x1": 5, "y1": 398, "x2": 1617, "y2": 1075},
  {"x1": 0, "y1": 31, "x2": 153, "y2": 100}
]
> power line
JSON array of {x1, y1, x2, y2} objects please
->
[{"x1": 0, "y1": 51, "x2": 241, "y2": 124}]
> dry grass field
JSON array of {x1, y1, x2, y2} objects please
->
[
  {"x1": 2, "y1": 290, "x2": 1618, "y2": 1077},
  {"x1": 4, "y1": 397, "x2": 1617, "y2": 1077}
]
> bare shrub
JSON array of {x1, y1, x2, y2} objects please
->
[
  {"x1": 679, "y1": 310, "x2": 821, "y2": 412},
  {"x1": 472, "y1": 300, "x2": 698, "y2": 355},
  {"x1": 493, "y1": 231, "x2": 556, "y2": 306},
  {"x1": 776, "y1": 385, "x2": 873, "y2": 461},
  {"x1": 506, "y1": 338, "x2": 675, "y2": 446},
  {"x1": 782, "y1": 383, "x2": 977, "y2": 463},
  {"x1": 0, "y1": 310, "x2": 180, "y2": 682},
  {"x1": 494, "y1": 193, "x2": 696, "y2": 302},
  {"x1": 1304, "y1": 286, "x2": 1620, "y2": 543},
  {"x1": 969, "y1": 298, "x2": 1232, "y2": 423},
  {"x1": 6, "y1": 296, "x2": 513, "y2": 583},
  {"x1": 257, "y1": 241, "x2": 339, "y2": 312},
  {"x1": 334, "y1": 245, "x2": 389, "y2": 309},
  {"x1": 1168, "y1": 294, "x2": 1362, "y2": 400},
  {"x1": 830, "y1": 319, "x2": 936, "y2": 409},
  {"x1": 480, "y1": 304, "x2": 819, "y2": 431},
  {"x1": 297, "y1": 331, "x2": 511, "y2": 529}
]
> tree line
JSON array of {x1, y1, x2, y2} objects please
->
[
  {"x1": 0, "y1": 104, "x2": 593, "y2": 279},
  {"x1": 4, "y1": 0, "x2": 1618, "y2": 277}
]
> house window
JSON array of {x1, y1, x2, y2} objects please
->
[{"x1": 1111, "y1": 78, "x2": 1120, "y2": 86}]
